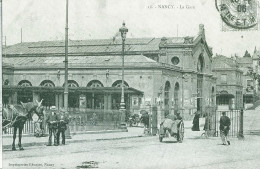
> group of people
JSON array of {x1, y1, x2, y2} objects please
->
[
  {"x1": 192, "y1": 111, "x2": 231, "y2": 145},
  {"x1": 45, "y1": 106, "x2": 69, "y2": 146}
]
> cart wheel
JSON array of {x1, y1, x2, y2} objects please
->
[
  {"x1": 159, "y1": 135, "x2": 163, "y2": 142},
  {"x1": 178, "y1": 122, "x2": 184, "y2": 143}
]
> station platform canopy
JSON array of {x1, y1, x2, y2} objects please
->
[{"x1": 2, "y1": 85, "x2": 143, "y2": 95}]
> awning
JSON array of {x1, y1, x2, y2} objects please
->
[
  {"x1": 2, "y1": 85, "x2": 143, "y2": 95},
  {"x1": 216, "y1": 93, "x2": 234, "y2": 98}
]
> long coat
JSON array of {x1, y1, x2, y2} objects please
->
[
  {"x1": 220, "y1": 115, "x2": 231, "y2": 135},
  {"x1": 192, "y1": 113, "x2": 200, "y2": 131},
  {"x1": 58, "y1": 114, "x2": 69, "y2": 130}
]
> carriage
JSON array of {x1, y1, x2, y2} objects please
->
[{"x1": 159, "y1": 118, "x2": 184, "y2": 143}]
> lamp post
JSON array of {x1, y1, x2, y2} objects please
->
[{"x1": 119, "y1": 22, "x2": 128, "y2": 129}]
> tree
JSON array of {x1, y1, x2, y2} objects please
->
[{"x1": 243, "y1": 50, "x2": 251, "y2": 58}]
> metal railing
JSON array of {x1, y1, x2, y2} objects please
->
[{"x1": 3, "y1": 107, "x2": 123, "y2": 135}]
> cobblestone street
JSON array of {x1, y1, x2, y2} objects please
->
[{"x1": 2, "y1": 110, "x2": 260, "y2": 169}]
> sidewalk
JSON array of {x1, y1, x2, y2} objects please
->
[
  {"x1": 2, "y1": 120, "x2": 207, "y2": 150},
  {"x1": 2, "y1": 127, "x2": 145, "y2": 150}
]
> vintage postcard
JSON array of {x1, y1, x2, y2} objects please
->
[{"x1": 1, "y1": 0, "x2": 260, "y2": 168}]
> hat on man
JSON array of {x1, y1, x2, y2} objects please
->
[{"x1": 50, "y1": 106, "x2": 56, "y2": 111}]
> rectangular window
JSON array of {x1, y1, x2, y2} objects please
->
[
  {"x1": 247, "y1": 80, "x2": 253, "y2": 87},
  {"x1": 221, "y1": 74, "x2": 227, "y2": 84}
]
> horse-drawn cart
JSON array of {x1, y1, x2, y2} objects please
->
[{"x1": 159, "y1": 119, "x2": 184, "y2": 143}]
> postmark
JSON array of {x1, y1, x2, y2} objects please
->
[{"x1": 215, "y1": 0, "x2": 259, "y2": 31}]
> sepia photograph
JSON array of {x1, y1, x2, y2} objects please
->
[{"x1": 1, "y1": 0, "x2": 260, "y2": 168}]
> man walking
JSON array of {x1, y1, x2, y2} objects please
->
[
  {"x1": 46, "y1": 106, "x2": 59, "y2": 146},
  {"x1": 57, "y1": 111, "x2": 69, "y2": 145},
  {"x1": 220, "y1": 112, "x2": 231, "y2": 145}
]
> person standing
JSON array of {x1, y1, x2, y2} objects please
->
[
  {"x1": 57, "y1": 111, "x2": 69, "y2": 145},
  {"x1": 220, "y1": 112, "x2": 231, "y2": 145},
  {"x1": 140, "y1": 112, "x2": 149, "y2": 134},
  {"x1": 46, "y1": 106, "x2": 59, "y2": 146},
  {"x1": 34, "y1": 115, "x2": 44, "y2": 137},
  {"x1": 192, "y1": 111, "x2": 200, "y2": 131}
]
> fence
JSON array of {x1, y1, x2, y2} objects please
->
[
  {"x1": 3, "y1": 107, "x2": 123, "y2": 136},
  {"x1": 214, "y1": 110, "x2": 240, "y2": 138}
]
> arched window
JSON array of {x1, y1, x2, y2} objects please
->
[
  {"x1": 211, "y1": 87, "x2": 215, "y2": 106},
  {"x1": 40, "y1": 80, "x2": 55, "y2": 87},
  {"x1": 197, "y1": 54, "x2": 204, "y2": 72},
  {"x1": 174, "y1": 82, "x2": 180, "y2": 113},
  {"x1": 112, "y1": 80, "x2": 129, "y2": 87},
  {"x1": 18, "y1": 80, "x2": 32, "y2": 86},
  {"x1": 164, "y1": 81, "x2": 171, "y2": 116},
  {"x1": 63, "y1": 80, "x2": 79, "y2": 87},
  {"x1": 87, "y1": 80, "x2": 104, "y2": 87},
  {"x1": 17, "y1": 80, "x2": 33, "y2": 103}
]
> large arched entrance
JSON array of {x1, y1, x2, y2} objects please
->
[
  {"x1": 40, "y1": 80, "x2": 55, "y2": 107},
  {"x1": 174, "y1": 82, "x2": 180, "y2": 114},
  {"x1": 63, "y1": 80, "x2": 80, "y2": 108},
  {"x1": 17, "y1": 80, "x2": 33, "y2": 103},
  {"x1": 164, "y1": 81, "x2": 171, "y2": 116},
  {"x1": 111, "y1": 80, "x2": 129, "y2": 110},
  {"x1": 86, "y1": 80, "x2": 104, "y2": 109},
  {"x1": 197, "y1": 54, "x2": 204, "y2": 113}
]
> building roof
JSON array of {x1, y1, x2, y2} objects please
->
[
  {"x1": 2, "y1": 85, "x2": 143, "y2": 95},
  {"x1": 236, "y1": 57, "x2": 253, "y2": 64},
  {"x1": 3, "y1": 37, "x2": 192, "y2": 56},
  {"x1": 212, "y1": 55, "x2": 238, "y2": 69},
  {"x1": 2, "y1": 54, "x2": 159, "y2": 68}
]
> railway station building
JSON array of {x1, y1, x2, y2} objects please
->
[{"x1": 2, "y1": 24, "x2": 217, "y2": 121}]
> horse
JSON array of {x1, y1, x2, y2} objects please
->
[{"x1": 2, "y1": 99, "x2": 44, "y2": 151}]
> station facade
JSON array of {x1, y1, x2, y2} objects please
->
[{"x1": 2, "y1": 24, "x2": 216, "y2": 120}]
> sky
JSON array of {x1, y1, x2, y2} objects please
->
[{"x1": 2, "y1": 0, "x2": 260, "y2": 57}]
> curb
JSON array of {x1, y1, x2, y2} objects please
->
[
  {"x1": 2, "y1": 135, "x2": 145, "y2": 150},
  {"x1": 2, "y1": 129, "x2": 146, "y2": 151},
  {"x1": 2, "y1": 129, "x2": 128, "y2": 138}
]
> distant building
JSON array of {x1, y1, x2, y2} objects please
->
[
  {"x1": 2, "y1": 24, "x2": 216, "y2": 121},
  {"x1": 236, "y1": 55, "x2": 254, "y2": 105},
  {"x1": 212, "y1": 55, "x2": 243, "y2": 110}
]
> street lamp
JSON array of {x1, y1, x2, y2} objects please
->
[{"x1": 119, "y1": 22, "x2": 128, "y2": 129}]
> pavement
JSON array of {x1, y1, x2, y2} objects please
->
[
  {"x1": 2, "y1": 120, "x2": 202, "y2": 150},
  {"x1": 3, "y1": 109, "x2": 259, "y2": 151}
]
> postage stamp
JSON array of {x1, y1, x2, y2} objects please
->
[{"x1": 215, "y1": 0, "x2": 259, "y2": 31}]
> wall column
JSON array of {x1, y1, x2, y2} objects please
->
[
  {"x1": 104, "y1": 94, "x2": 108, "y2": 110},
  {"x1": 107, "y1": 94, "x2": 112, "y2": 110},
  {"x1": 59, "y1": 94, "x2": 63, "y2": 109},
  {"x1": 55, "y1": 94, "x2": 59, "y2": 108}
]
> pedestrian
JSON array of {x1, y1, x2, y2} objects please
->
[
  {"x1": 192, "y1": 111, "x2": 200, "y2": 131},
  {"x1": 46, "y1": 106, "x2": 59, "y2": 146},
  {"x1": 140, "y1": 112, "x2": 149, "y2": 134},
  {"x1": 57, "y1": 111, "x2": 69, "y2": 145},
  {"x1": 203, "y1": 113, "x2": 210, "y2": 131},
  {"x1": 220, "y1": 111, "x2": 231, "y2": 145},
  {"x1": 34, "y1": 115, "x2": 44, "y2": 137}
]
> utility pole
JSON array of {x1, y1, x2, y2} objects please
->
[
  {"x1": 64, "y1": 0, "x2": 71, "y2": 139},
  {"x1": 0, "y1": 1, "x2": 3, "y2": 156},
  {"x1": 64, "y1": 0, "x2": 69, "y2": 111}
]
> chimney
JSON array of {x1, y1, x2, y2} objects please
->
[{"x1": 159, "y1": 37, "x2": 168, "y2": 47}]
